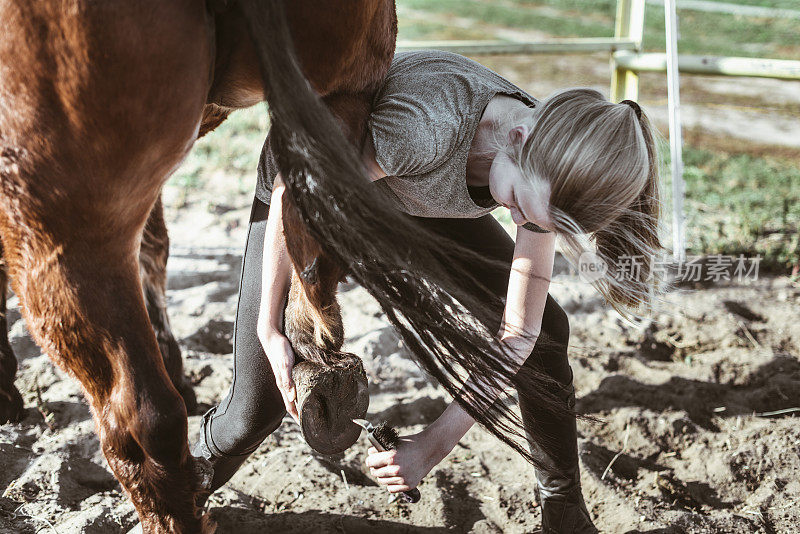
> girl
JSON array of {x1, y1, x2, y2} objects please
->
[{"x1": 192, "y1": 49, "x2": 664, "y2": 533}]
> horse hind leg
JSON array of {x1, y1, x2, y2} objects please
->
[
  {"x1": 0, "y1": 161, "x2": 195, "y2": 428},
  {"x1": 0, "y1": 239, "x2": 24, "y2": 424},
  {"x1": 0, "y1": 206, "x2": 211, "y2": 532},
  {"x1": 280, "y1": 92, "x2": 374, "y2": 453},
  {"x1": 281, "y1": 91, "x2": 372, "y2": 361},
  {"x1": 140, "y1": 195, "x2": 197, "y2": 414},
  {"x1": 0, "y1": 0, "x2": 213, "y2": 527}
]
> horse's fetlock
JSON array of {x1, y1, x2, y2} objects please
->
[{"x1": 133, "y1": 392, "x2": 188, "y2": 464}]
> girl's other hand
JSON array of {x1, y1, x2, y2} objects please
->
[
  {"x1": 261, "y1": 331, "x2": 300, "y2": 424},
  {"x1": 364, "y1": 427, "x2": 445, "y2": 494}
]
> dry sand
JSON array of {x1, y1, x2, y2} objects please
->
[{"x1": 1, "y1": 183, "x2": 798, "y2": 533}]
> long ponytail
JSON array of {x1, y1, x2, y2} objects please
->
[
  {"x1": 513, "y1": 88, "x2": 671, "y2": 326},
  {"x1": 593, "y1": 110, "x2": 669, "y2": 323}
]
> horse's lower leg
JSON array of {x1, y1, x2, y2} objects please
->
[
  {"x1": 283, "y1": 268, "x2": 368, "y2": 453},
  {"x1": 281, "y1": 210, "x2": 369, "y2": 453},
  {"x1": 0, "y1": 241, "x2": 23, "y2": 424},
  {"x1": 0, "y1": 197, "x2": 196, "y2": 423},
  {"x1": 281, "y1": 234, "x2": 347, "y2": 359},
  {"x1": 140, "y1": 196, "x2": 196, "y2": 414},
  {"x1": 280, "y1": 90, "x2": 371, "y2": 360},
  {"x1": 278, "y1": 91, "x2": 375, "y2": 453},
  {"x1": 0, "y1": 0, "x2": 213, "y2": 525},
  {"x1": 2, "y1": 227, "x2": 210, "y2": 532}
]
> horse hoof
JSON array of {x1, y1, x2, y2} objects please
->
[
  {"x1": 292, "y1": 353, "x2": 369, "y2": 454},
  {"x1": 0, "y1": 385, "x2": 25, "y2": 424}
]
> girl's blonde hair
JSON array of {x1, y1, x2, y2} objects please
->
[{"x1": 490, "y1": 88, "x2": 670, "y2": 325}]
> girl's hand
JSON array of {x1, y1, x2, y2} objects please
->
[
  {"x1": 364, "y1": 428, "x2": 445, "y2": 493},
  {"x1": 261, "y1": 331, "x2": 300, "y2": 424}
]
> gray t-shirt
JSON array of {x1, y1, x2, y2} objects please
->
[{"x1": 255, "y1": 50, "x2": 548, "y2": 231}]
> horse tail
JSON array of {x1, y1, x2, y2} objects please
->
[{"x1": 236, "y1": 0, "x2": 576, "y2": 468}]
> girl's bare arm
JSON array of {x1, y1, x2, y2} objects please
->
[
  {"x1": 495, "y1": 226, "x2": 555, "y2": 355},
  {"x1": 256, "y1": 172, "x2": 300, "y2": 422},
  {"x1": 257, "y1": 172, "x2": 292, "y2": 336},
  {"x1": 429, "y1": 227, "x2": 556, "y2": 457},
  {"x1": 364, "y1": 227, "x2": 557, "y2": 491}
]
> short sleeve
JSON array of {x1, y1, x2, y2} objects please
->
[
  {"x1": 369, "y1": 98, "x2": 460, "y2": 177},
  {"x1": 522, "y1": 222, "x2": 550, "y2": 233},
  {"x1": 256, "y1": 131, "x2": 278, "y2": 203}
]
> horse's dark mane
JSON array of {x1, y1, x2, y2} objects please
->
[{"x1": 239, "y1": 0, "x2": 578, "y2": 469}]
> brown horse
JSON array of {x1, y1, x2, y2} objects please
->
[{"x1": 0, "y1": 0, "x2": 396, "y2": 531}]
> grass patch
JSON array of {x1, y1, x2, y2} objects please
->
[
  {"x1": 699, "y1": 0, "x2": 800, "y2": 9},
  {"x1": 397, "y1": 0, "x2": 800, "y2": 60},
  {"x1": 168, "y1": 105, "x2": 268, "y2": 197},
  {"x1": 641, "y1": 7, "x2": 800, "y2": 59},
  {"x1": 678, "y1": 146, "x2": 799, "y2": 271},
  {"x1": 399, "y1": 16, "x2": 495, "y2": 41},
  {"x1": 399, "y1": 0, "x2": 612, "y2": 40}
]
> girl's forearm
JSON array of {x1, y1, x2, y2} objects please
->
[
  {"x1": 429, "y1": 373, "x2": 508, "y2": 458},
  {"x1": 430, "y1": 336, "x2": 535, "y2": 458},
  {"x1": 459, "y1": 333, "x2": 535, "y2": 414},
  {"x1": 428, "y1": 398, "x2": 476, "y2": 459},
  {"x1": 258, "y1": 174, "x2": 293, "y2": 338}
]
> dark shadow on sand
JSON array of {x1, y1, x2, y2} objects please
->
[
  {"x1": 211, "y1": 508, "x2": 452, "y2": 533},
  {"x1": 577, "y1": 355, "x2": 800, "y2": 431}
]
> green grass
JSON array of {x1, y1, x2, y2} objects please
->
[
  {"x1": 168, "y1": 105, "x2": 268, "y2": 198},
  {"x1": 641, "y1": 7, "x2": 800, "y2": 59},
  {"x1": 701, "y1": 0, "x2": 800, "y2": 9},
  {"x1": 678, "y1": 146, "x2": 800, "y2": 271},
  {"x1": 397, "y1": 0, "x2": 800, "y2": 60},
  {"x1": 517, "y1": 0, "x2": 800, "y2": 10},
  {"x1": 399, "y1": 0, "x2": 613, "y2": 42},
  {"x1": 397, "y1": 18, "x2": 495, "y2": 41}
]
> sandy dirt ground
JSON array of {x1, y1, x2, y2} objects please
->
[{"x1": 1, "y1": 58, "x2": 799, "y2": 533}]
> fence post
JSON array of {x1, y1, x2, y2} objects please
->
[
  {"x1": 611, "y1": 0, "x2": 646, "y2": 101},
  {"x1": 664, "y1": 0, "x2": 686, "y2": 263}
]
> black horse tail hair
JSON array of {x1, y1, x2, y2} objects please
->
[{"x1": 237, "y1": 0, "x2": 579, "y2": 469}]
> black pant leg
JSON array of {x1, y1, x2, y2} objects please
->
[{"x1": 205, "y1": 197, "x2": 287, "y2": 458}]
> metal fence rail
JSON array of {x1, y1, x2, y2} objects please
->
[
  {"x1": 396, "y1": 38, "x2": 637, "y2": 55},
  {"x1": 614, "y1": 51, "x2": 800, "y2": 81}
]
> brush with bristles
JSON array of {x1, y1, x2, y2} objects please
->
[{"x1": 352, "y1": 418, "x2": 422, "y2": 503}]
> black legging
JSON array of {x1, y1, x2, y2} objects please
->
[{"x1": 201, "y1": 195, "x2": 573, "y2": 472}]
